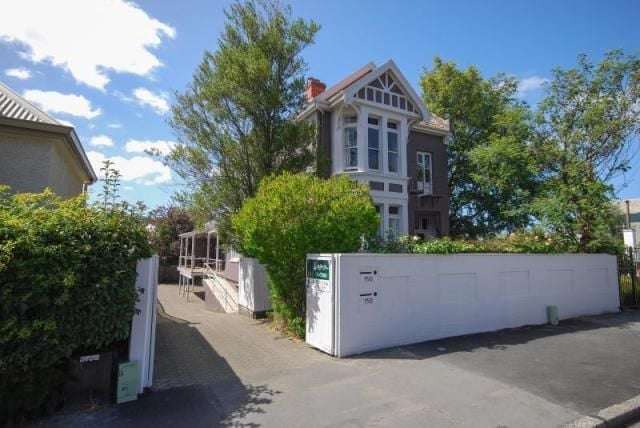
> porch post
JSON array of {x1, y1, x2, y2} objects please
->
[
  {"x1": 215, "y1": 234, "x2": 220, "y2": 272},
  {"x1": 206, "y1": 232, "x2": 211, "y2": 267},
  {"x1": 190, "y1": 234, "x2": 195, "y2": 268}
]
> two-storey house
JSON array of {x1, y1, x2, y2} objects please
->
[{"x1": 299, "y1": 60, "x2": 450, "y2": 238}]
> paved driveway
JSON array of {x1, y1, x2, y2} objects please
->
[{"x1": 40, "y1": 284, "x2": 640, "y2": 428}]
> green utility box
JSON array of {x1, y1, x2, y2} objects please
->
[
  {"x1": 547, "y1": 305, "x2": 559, "y2": 326},
  {"x1": 117, "y1": 361, "x2": 140, "y2": 404}
]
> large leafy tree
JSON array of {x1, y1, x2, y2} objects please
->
[
  {"x1": 167, "y1": 0, "x2": 320, "y2": 242},
  {"x1": 532, "y1": 50, "x2": 640, "y2": 252},
  {"x1": 420, "y1": 58, "x2": 539, "y2": 237}
]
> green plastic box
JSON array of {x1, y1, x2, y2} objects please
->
[
  {"x1": 117, "y1": 361, "x2": 140, "y2": 404},
  {"x1": 546, "y1": 305, "x2": 559, "y2": 326}
]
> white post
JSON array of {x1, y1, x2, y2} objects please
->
[
  {"x1": 191, "y1": 234, "x2": 195, "y2": 269},
  {"x1": 206, "y1": 232, "x2": 211, "y2": 267},
  {"x1": 215, "y1": 234, "x2": 220, "y2": 271}
]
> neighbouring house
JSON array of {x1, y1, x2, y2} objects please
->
[
  {"x1": 0, "y1": 81, "x2": 96, "y2": 197},
  {"x1": 299, "y1": 60, "x2": 450, "y2": 238},
  {"x1": 617, "y1": 199, "x2": 640, "y2": 248}
]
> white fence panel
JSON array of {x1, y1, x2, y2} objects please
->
[
  {"x1": 129, "y1": 255, "x2": 159, "y2": 392},
  {"x1": 238, "y1": 257, "x2": 271, "y2": 314},
  {"x1": 307, "y1": 253, "x2": 619, "y2": 357}
]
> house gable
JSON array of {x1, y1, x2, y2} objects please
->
[{"x1": 344, "y1": 60, "x2": 428, "y2": 120}]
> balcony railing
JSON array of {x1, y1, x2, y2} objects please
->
[
  {"x1": 408, "y1": 179, "x2": 432, "y2": 196},
  {"x1": 179, "y1": 256, "x2": 224, "y2": 272}
]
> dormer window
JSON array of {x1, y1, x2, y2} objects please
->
[{"x1": 343, "y1": 115, "x2": 358, "y2": 169}]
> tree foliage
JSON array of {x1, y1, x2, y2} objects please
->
[
  {"x1": 148, "y1": 205, "x2": 194, "y2": 265},
  {"x1": 168, "y1": 0, "x2": 320, "y2": 243},
  {"x1": 420, "y1": 57, "x2": 539, "y2": 237},
  {"x1": 232, "y1": 173, "x2": 379, "y2": 336},
  {"x1": 532, "y1": 50, "x2": 640, "y2": 251}
]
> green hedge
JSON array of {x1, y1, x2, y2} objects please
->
[
  {"x1": 368, "y1": 229, "x2": 623, "y2": 255},
  {"x1": 0, "y1": 188, "x2": 151, "y2": 422},
  {"x1": 233, "y1": 173, "x2": 379, "y2": 337}
]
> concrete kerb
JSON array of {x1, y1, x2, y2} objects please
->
[{"x1": 562, "y1": 394, "x2": 640, "y2": 427}]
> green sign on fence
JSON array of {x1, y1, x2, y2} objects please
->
[{"x1": 307, "y1": 259, "x2": 330, "y2": 280}]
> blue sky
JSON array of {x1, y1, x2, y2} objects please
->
[{"x1": 1, "y1": 0, "x2": 638, "y2": 209}]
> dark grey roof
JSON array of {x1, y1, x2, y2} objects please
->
[{"x1": 0, "y1": 81, "x2": 59, "y2": 125}]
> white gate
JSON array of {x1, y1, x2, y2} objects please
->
[{"x1": 129, "y1": 255, "x2": 159, "y2": 392}]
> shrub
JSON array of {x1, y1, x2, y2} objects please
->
[
  {"x1": 232, "y1": 173, "x2": 379, "y2": 336},
  {"x1": 369, "y1": 229, "x2": 622, "y2": 255},
  {"x1": 0, "y1": 188, "x2": 151, "y2": 422}
]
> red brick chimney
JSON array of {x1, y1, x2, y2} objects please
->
[{"x1": 305, "y1": 77, "x2": 326, "y2": 102}]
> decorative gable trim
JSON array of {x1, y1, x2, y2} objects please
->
[{"x1": 344, "y1": 59, "x2": 428, "y2": 120}]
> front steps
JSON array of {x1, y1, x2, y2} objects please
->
[{"x1": 203, "y1": 274, "x2": 239, "y2": 313}]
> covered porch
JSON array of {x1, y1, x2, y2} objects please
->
[{"x1": 177, "y1": 226, "x2": 225, "y2": 299}]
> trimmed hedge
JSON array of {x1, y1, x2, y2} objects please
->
[
  {"x1": 368, "y1": 229, "x2": 623, "y2": 255},
  {"x1": 233, "y1": 173, "x2": 379, "y2": 337},
  {"x1": 0, "y1": 188, "x2": 151, "y2": 422}
]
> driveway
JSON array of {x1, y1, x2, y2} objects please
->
[{"x1": 40, "y1": 283, "x2": 640, "y2": 428}]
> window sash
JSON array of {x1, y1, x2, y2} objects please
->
[
  {"x1": 416, "y1": 152, "x2": 432, "y2": 193},
  {"x1": 388, "y1": 206, "x2": 401, "y2": 238},
  {"x1": 368, "y1": 126, "x2": 380, "y2": 170},
  {"x1": 387, "y1": 131, "x2": 398, "y2": 173},
  {"x1": 344, "y1": 127, "x2": 358, "y2": 168}
]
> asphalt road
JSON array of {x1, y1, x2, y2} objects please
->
[{"x1": 38, "y1": 285, "x2": 640, "y2": 428}]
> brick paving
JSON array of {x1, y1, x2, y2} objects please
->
[{"x1": 153, "y1": 283, "x2": 324, "y2": 391}]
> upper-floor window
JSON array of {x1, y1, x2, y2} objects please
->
[
  {"x1": 367, "y1": 117, "x2": 380, "y2": 170},
  {"x1": 356, "y1": 71, "x2": 416, "y2": 113},
  {"x1": 343, "y1": 116, "x2": 357, "y2": 169},
  {"x1": 387, "y1": 121, "x2": 399, "y2": 173},
  {"x1": 416, "y1": 151, "x2": 433, "y2": 195}
]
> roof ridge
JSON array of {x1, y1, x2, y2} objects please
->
[{"x1": 0, "y1": 80, "x2": 60, "y2": 125}]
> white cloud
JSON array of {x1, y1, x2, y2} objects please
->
[
  {"x1": 90, "y1": 135, "x2": 115, "y2": 147},
  {"x1": 4, "y1": 67, "x2": 31, "y2": 80},
  {"x1": 518, "y1": 76, "x2": 548, "y2": 96},
  {"x1": 23, "y1": 89, "x2": 101, "y2": 119},
  {"x1": 133, "y1": 87, "x2": 169, "y2": 114},
  {"x1": 125, "y1": 139, "x2": 175, "y2": 155},
  {"x1": 87, "y1": 151, "x2": 172, "y2": 185},
  {"x1": 0, "y1": 0, "x2": 175, "y2": 90},
  {"x1": 107, "y1": 123, "x2": 123, "y2": 129}
]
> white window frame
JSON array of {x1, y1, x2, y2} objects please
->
[
  {"x1": 367, "y1": 116, "x2": 380, "y2": 171},
  {"x1": 387, "y1": 121, "x2": 399, "y2": 174},
  {"x1": 343, "y1": 115, "x2": 358, "y2": 170},
  {"x1": 374, "y1": 204, "x2": 384, "y2": 237},
  {"x1": 416, "y1": 151, "x2": 433, "y2": 195},
  {"x1": 388, "y1": 205, "x2": 401, "y2": 239}
]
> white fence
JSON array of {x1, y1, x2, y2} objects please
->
[
  {"x1": 238, "y1": 257, "x2": 271, "y2": 316},
  {"x1": 129, "y1": 256, "x2": 159, "y2": 392},
  {"x1": 306, "y1": 253, "x2": 619, "y2": 357}
]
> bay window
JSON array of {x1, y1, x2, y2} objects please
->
[
  {"x1": 416, "y1": 151, "x2": 433, "y2": 194},
  {"x1": 343, "y1": 116, "x2": 358, "y2": 169},
  {"x1": 387, "y1": 121, "x2": 398, "y2": 173},
  {"x1": 368, "y1": 117, "x2": 380, "y2": 170}
]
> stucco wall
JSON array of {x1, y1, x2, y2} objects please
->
[
  {"x1": 0, "y1": 126, "x2": 87, "y2": 197},
  {"x1": 306, "y1": 253, "x2": 619, "y2": 357}
]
